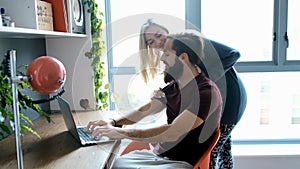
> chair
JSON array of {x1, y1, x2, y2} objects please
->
[
  {"x1": 193, "y1": 128, "x2": 221, "y2": 169},
  {"x1": 121, "y1": 128, "x2": 221, "y2": 169}
]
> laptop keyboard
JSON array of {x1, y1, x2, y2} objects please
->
[{"x1": 77, "y1": 127, "x2": 94, "y2": 142}]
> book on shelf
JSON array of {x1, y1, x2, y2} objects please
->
[
  {"x1": 64, "y1": 0, "x2": 72, "y2": 33},
  {"x1": 44, "y1": 0, "x2": 68, "y2": 32},
  {"x1": 36, "y1": 0, "x2": 54, "y2": 31}
]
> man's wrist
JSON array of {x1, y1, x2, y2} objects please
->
[
  {"x1": 110, "y1": 118, "x2": 122, "y2": 127},
  {"x1": 110, "y1": 118, "x2": 117, "y2": 126}
]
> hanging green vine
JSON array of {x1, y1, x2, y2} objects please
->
[{"x1": 84, "y1": 0, "x2": 109, "y2": 110}]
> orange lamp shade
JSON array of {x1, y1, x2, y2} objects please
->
[{"x1": 26, "y1": 56, "x2": 66, "y2": 94}]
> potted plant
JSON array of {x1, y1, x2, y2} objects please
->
[{"x1": 0, "y1": 54, "x2": 51, "y2": 141}]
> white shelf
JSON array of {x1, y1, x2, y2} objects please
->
[{"x1": 0, "y1": 26, "x2": 86, "y2": 38}]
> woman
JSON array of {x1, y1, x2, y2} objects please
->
[
  {"x1": 139, "y1": 20, "x2": 169, "y2": 83},
  {"x1": 139, "y1": 19, "x2": 247, "y2": 169}
]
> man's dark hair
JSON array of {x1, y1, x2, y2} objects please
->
[{"x1": 167, "y1": 31, "x2": 205, "y2": 67}]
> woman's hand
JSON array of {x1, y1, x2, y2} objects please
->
[{"x1": 151, "y1": 89, "x2": 165, "y2": 100}]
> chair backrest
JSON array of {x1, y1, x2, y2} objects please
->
[{"x1": 193, "y1": 128, "x2": 221, "y2": 169}]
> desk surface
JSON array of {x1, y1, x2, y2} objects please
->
[{"x1": 0, "y1": 111, "x2": 121, "y2": 169}]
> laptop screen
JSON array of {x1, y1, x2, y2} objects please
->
[{"x1": 56, "y1": 96, "x2": 81, "y2": 142}]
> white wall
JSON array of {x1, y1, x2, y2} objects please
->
[
  {"x1": 46, "y1": 5, "x2": 95, "y2": 111},
  {"x1": 46, "y1": 36, "x2": 94, "y2": 111}
]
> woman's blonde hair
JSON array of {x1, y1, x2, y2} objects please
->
[{"x1": 139, "y1": 19, "x2": 169, "y2": 83}]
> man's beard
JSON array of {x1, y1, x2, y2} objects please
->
[{"x1": 164, "y1": 58, "x2": 183, "y2": 83}]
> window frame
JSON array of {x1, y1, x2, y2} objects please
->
[
  {"x1": 234, "y1": 0, "x2": 300, "y2": 73},
  {"x1": 192, "y1": 0, "x2": 300, "y2": 144}
]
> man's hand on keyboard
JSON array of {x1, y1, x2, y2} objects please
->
[
  {"x1": 85, "y1": 120, "x2": 108, "y2": 133},
  {"x1": 91, "y1": 125, "x2": 125, "y2": 141}
]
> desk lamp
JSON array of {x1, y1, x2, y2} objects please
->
[{"x1": 5, "y1": 49, "x2": 66, "y2": 169}]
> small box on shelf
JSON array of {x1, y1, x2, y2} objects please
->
[
  {"x1": 0, "y1": 0, "x2": 37, "y2": 29},
  {"x1": 1, "y1": 7, "x2": 15, "y2": 27},
  {"x1": 36, "y1": 0, "x2": 53, "y2": 31}
]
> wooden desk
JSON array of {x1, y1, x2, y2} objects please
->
[{"x1": 0, "y1": 111, "x2": 121, "y2": 169}]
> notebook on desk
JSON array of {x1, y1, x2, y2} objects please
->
[{"x1": 56, "y1": 96, "x2": 113, "y2": 146}]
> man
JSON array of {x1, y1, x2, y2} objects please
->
[
  {"x1": 86, "y1": 31, "x2": 223, "y2": 168},
  {"x1": 139, "y1": 19, "x2": 247, "y2": 169}
]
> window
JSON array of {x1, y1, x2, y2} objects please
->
[
  {"x1": 231, "y1": 72, "x2": 300, "y2": 141},
  {"x1": 201, "y1": 0, "x2": 274, "y2": 62},
  {"x1": 109, "y1": 0, "x2": 185, "y2": 67},
  {"x1": 104, "y1": 0, "x2": 300, "y2": 143},
  {"x1": 105, "y1": 0, "x2": 185, "y2": 110},
  {"x1": 287, "y1": 0, "x2": 300, "y2": 60},
  {"x1": 199, "y1": 0, "x2": 300, "y2": 142}
]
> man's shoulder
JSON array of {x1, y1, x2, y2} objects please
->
[
  {"x1": 161, "y1": 81, "x2": 177, "y2": 92},
  {"x1": 196, "y1": 73, "x2": 214, "y2": 86}
]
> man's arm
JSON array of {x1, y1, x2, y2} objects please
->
[
  {"x1": 113, "y1": 99, "x2": 166, "y2": 126},
  {"x1": 86, "y1": 98, "x2": 165, "y2": 132},
  {"x1": 91, "y1": 109, "x2": 204, "y2": 143}
]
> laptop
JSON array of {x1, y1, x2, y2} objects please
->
[{"x1": 56, "y1": 96, "x2": 113, "y2": 146}]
